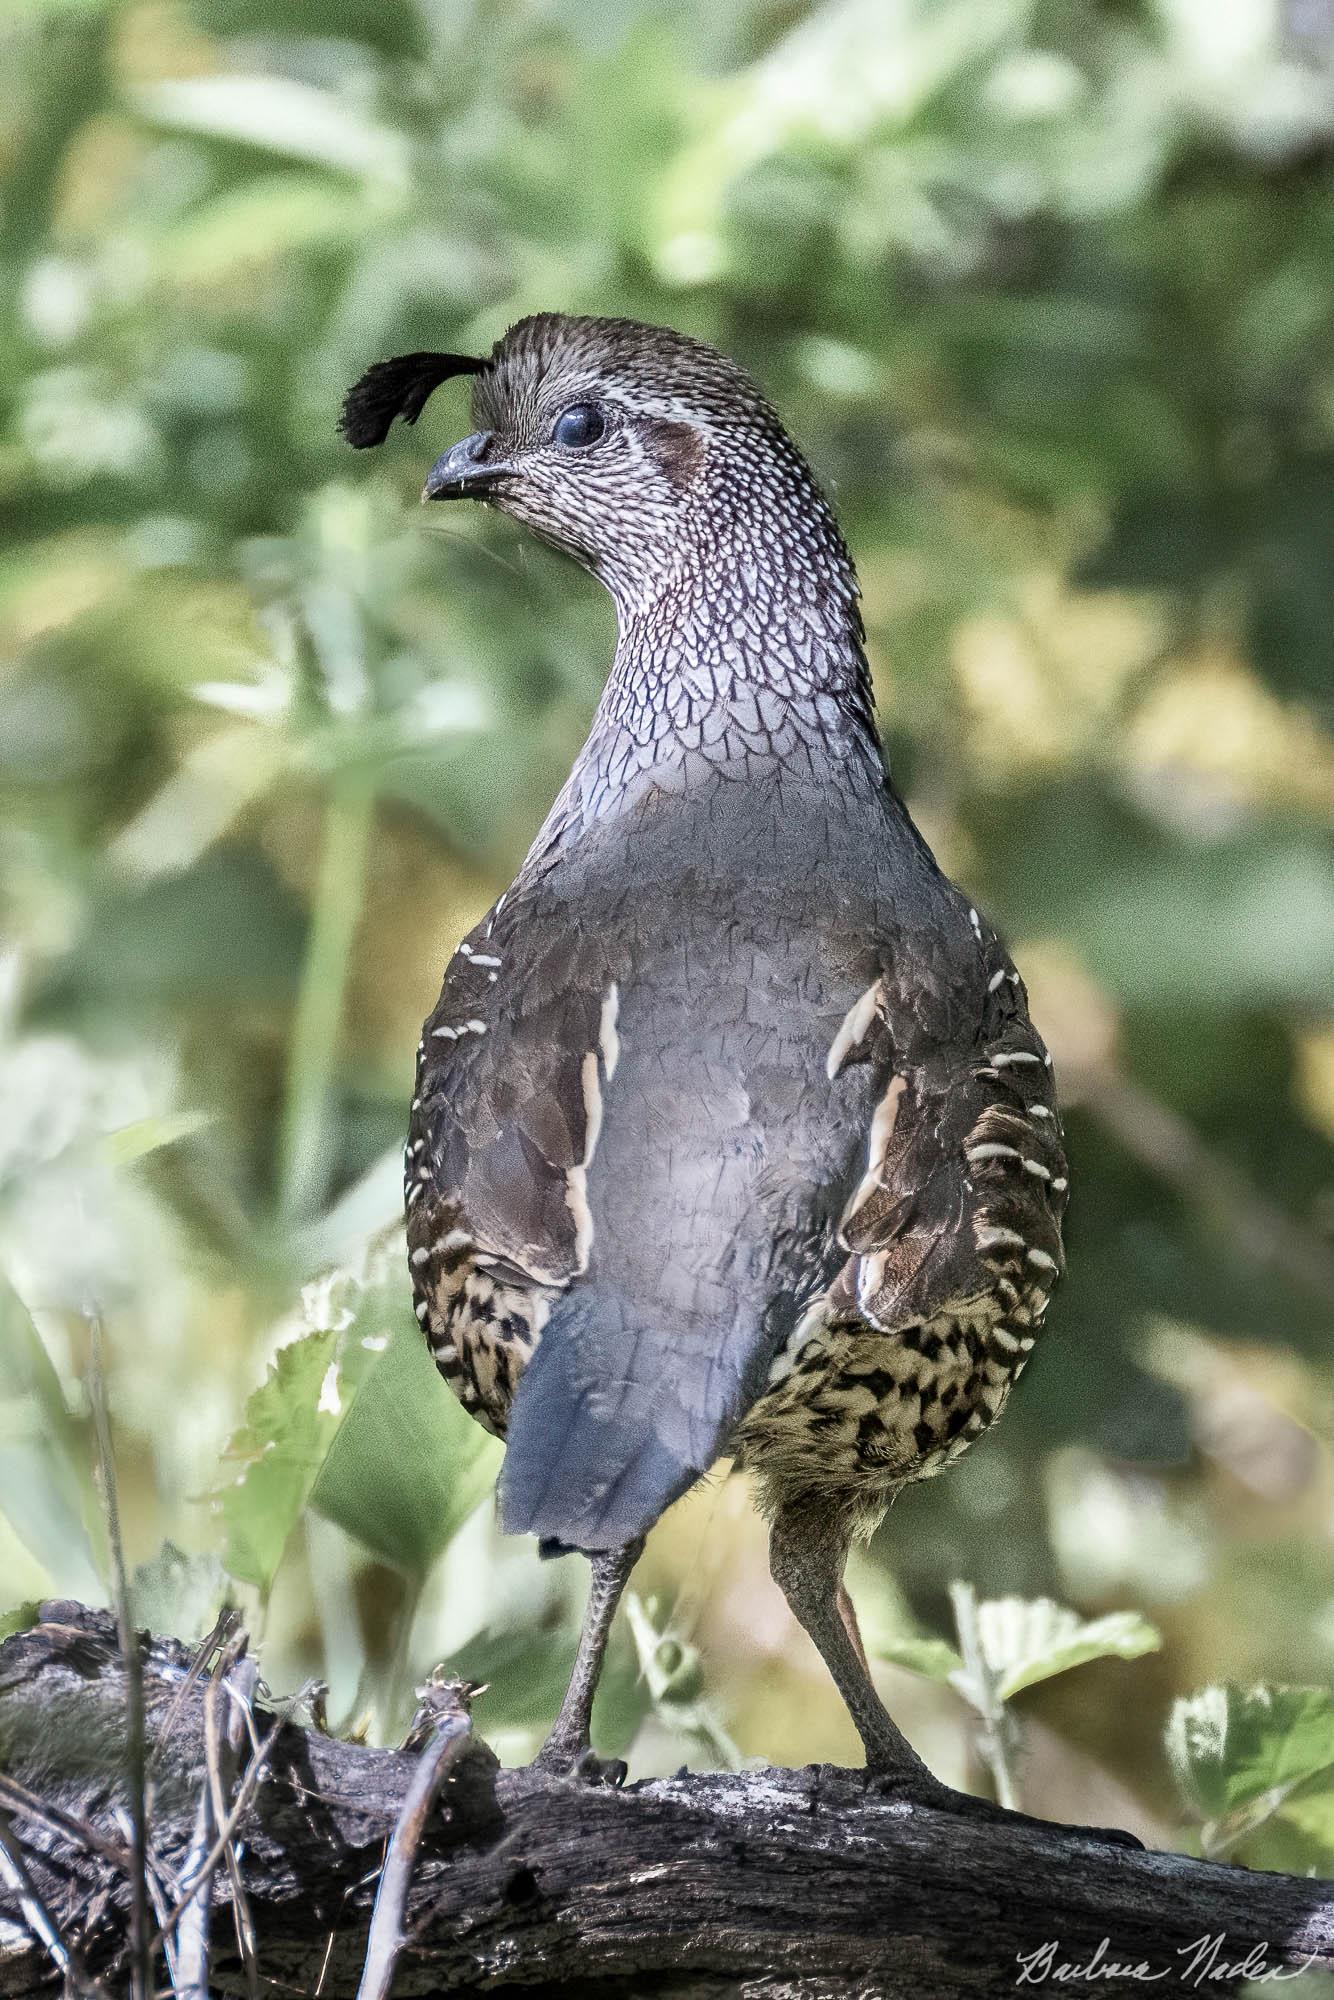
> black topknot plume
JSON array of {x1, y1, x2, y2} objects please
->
[{"x1": 338, "y1": 350, "x2": 486, "y2": 449}]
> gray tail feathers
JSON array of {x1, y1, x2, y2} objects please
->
[{"x1": 499, "y1": 1292, "x2": 734, "y2": 1553}]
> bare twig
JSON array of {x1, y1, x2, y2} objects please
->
[
  {"x1": 154, "y1": 1716, "x2": 281, "y2": 1948},
  {"x1": 138, "y1": 1842, "x2": 181, "y2": 1994},
  {"x1": 207, "y1": 1647, "x2": 261, "y2": 2000},
  {"x1": 173, "y1": 1764, "x2": 218, "y2": 1998},
  {"x1": 87, "y1": 1311, "x2": 152, "y2": 2000},
  {"x1": 0, "y1": 1814, "x2": 78, "y2": 1986},
  {"x1": 0, "y1": 1774, "x2": 131, "y2": 1871},
  {"x1": 150, "y1": 1608, "x2": 242, "y2": 1783},
  {"x1": 355, "y1": 1699, "x2": 474, "y2": 2000}
]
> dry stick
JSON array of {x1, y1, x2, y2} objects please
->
[
  {"x1": 138, "y1": 1843, "x2": 182, "y2": 1994},
  {"x1": 173, "y1": 1742, "x2": 220, "y2": 2000},
  {"x1": 355, "y1": 1711, "x2": 473, "y2": 2000},
  {"x1": 207, "y1": 1650, "x2": 262, "y2": 2000},
  {"x1": 155, "y1": 1715, "x2": 282, "y2": 1949},
  {"x1": 150, "y1": 1609, "x2": 242, "y2": 1782},
  {"x1": 0, "y1": 1775, "x2": 131, "y2": 1872},
  {"x1": 87, "y1": 1311, "x2": 153, "y2": 2000},
  {"x1": 0, "y1": 1813, "x2": 80, "y2": 1987}
]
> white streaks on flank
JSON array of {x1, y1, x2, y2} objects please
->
[
  {"x1": 826, "y1": 978, "x2": 883, "y2": 1081},
  {"x1": 599, "y1": 982, "x2": 621, "y2": 1080},
  {"x1": 1026, "y1": 1247, "x2": 1058, "y2": 1273},
  {"x1": 431, "y1": 1018, "x2": 487, "y2": 1041},
  {"x1": 410, "y1": 1246, "x2": 430, "y2": 1267},
  {"x1": 855, "y1": 1250, "x2": 890, "y2": 1325},
  {"x1": 406, "y1": 1183, "x2": 421, "y2": 1206},
  {"x1": 415, "y1": 1300, "x2": 429, "y2": 1323},
  {"x1": 969, "y1": 907, "x2": 982, "y2": 941},
  {"x1": 976, "y1": 1224, "x2": 1023, "y2": 1251},
  {"x1": 991, "y1": 1050, "x2": 1042, "y2": 1069},
  {"x1": 1021, "y1": 1158, "x2": 1051, "y2": 1181},
  {"x1": 1051, "y1": 1176, "x2": 1068, "y2": 1192},
  {"x1": 987, "y1": 968, "x2": 1008, "y2": 994},
  {"x1": 841, "y1": 1075, "x2": 906, "y2": 1233},
  {"x1": 967, "y1": 1142, "x2": 1021, "y2": 1164},
  {"x1": 1029, "y1": 1104, "x2": 1053, "y2": 1120},
  {"x1": 566, "y1": 1046, "x2": 604, "y2": 1274}
]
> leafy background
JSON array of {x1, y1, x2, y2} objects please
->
[{"x1": 2, "y1": 0, "x2": 1333, "y2": 1881}]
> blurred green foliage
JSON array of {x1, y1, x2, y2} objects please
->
[{"x1": 0, "y1": 0, "x2": 1332, "y2": 1860}]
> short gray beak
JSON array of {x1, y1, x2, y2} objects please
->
[{"x1": 421, "y1": 431, "x2": 510, "y2": 501}]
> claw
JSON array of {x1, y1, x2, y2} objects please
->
[
  {"x1": 863, "y1": 1767, "x2": 1142, "y2": 1848},
  {"x1": 532, "y1": 1742, "x2": 628, "y2": 1787},
  {"x1": 577, "y1": 1749, "x2": 627, "y2": 1788}
]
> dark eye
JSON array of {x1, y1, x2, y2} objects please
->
[{"x1": 552, "y1": 402, "x2": 605, "y2": 449}]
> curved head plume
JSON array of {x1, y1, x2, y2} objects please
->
[{"x1": 338, "y1": 350, "x2": 487, "y2": 449}]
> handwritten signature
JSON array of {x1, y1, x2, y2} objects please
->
[{"x1": 1015, "y1": 1935, "x2": 1318, "y2": 1986}]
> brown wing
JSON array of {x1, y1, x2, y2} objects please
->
[
  {"x1": 827, "y1": 956, "x2": 1067, "y2": 1343},
  {"x1": 404, "y1": 899, "x2": 611, "y2": 1432}
]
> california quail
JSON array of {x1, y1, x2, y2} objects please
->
[{"x1": 341, "y1": 316, "x2": 1067, "y2": 1789}]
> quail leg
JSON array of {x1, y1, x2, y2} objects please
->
[
  {"x1": 533, "y1": 1537, "x2": 644, "y2": 1784},
  {"x1": 768, "y1": 1505, "x2": 1141, "y2": 1846},
  {"x1": 769, "y1": 1505, "x2": 933, "y2": 1784}
]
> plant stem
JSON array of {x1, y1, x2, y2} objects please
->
[
  {"x1": 88, "y1": 1312, "x2": 152, "y2": 2000},
  {"x1": 949, "y1": 1580, "x2": 1020, "y2": 1813},
  {"x1": 277, "y1": 780, "x2": 376, "y2": 1223}
]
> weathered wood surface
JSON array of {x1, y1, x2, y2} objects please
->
[{"x1": 0, "y1": 1604, "x2": 1331, "y2": 1997}]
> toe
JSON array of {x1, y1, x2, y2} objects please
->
[{"x1": 532, "y1": 1741, "x2": 628, "y2": 1786}]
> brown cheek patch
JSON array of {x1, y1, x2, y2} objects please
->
[{"x1": 652, "y1": 419, "x2": 705, "y2": 489}]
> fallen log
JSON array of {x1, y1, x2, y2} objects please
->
[{"x1": 0, "y1": 1603, "x2": 1330, "y2": 1997}]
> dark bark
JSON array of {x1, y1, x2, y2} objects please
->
[{"x1": 0, "y1": 1604, "x2": 1330, "y2": 1998}]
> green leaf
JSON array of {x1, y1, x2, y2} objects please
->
[
  {"x1": 218, "y1": 1328, "x2": 339, "y2": 1594},
  {"x1": 101, "y1": 1110, "x2": 214, "y2": 1167},
  {"x1": 872, "y1": 1633, "x2": 964, "y2": 1683},
  {"x1": 310, "y1": 1316, "x2": 500, "y2": 1576},
  {"x1": 1168, "y1": 1684, "x2": 1334, "y2": 1822},
  {"x1": 163, "y1": 175, "x2": 366, "y2": 287},
  {"x1": 444, "y1": 1611, "x2": 648, "y2": 1757},
  {"x1": 0, "y1": 1279, "x2": 103, "y2": 1599},
  {"x1": 130, "y1": 1542, "x2": 228, "y2": 1640},
  {"x1": 1268, "y1": 1786, "x2": 1334, "y2": 1876},
  {"x1": 135, "y1": 76, "x2": 405, "y2": 178},
  {"x1": 623, "y1": 1593, "x2": 742, "y2": 1771},
  {"x1": 974, "y1": 1598, "x2": 1162, "y2": 1701},
  {"x1": 0, "y1": 1603, "x2": 40, "y2": 1643},
  {"x1": 221, "y1": 1241, "x2": 502, "y2": 1589}
]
